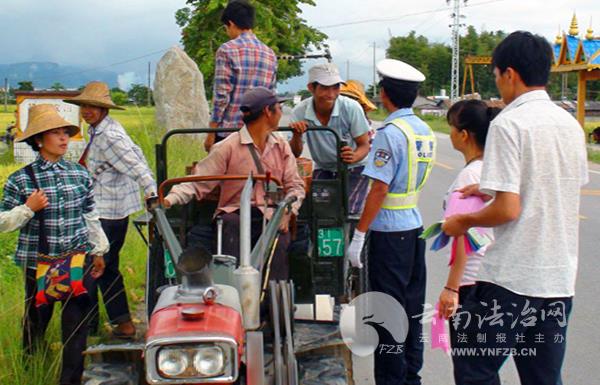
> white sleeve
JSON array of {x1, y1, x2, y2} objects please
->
[
  {"x1": 0, "y1": 205, "x2": 34, "y2": 233},
  {"x1": 480, "y1": 121, "x2": 521, "y2": 196},
  {"x1": 84, "y1": 209, "x2": 110, "y2": 255}
]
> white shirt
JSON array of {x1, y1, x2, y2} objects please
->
[
  {"x1": 478, "y1": 90, "x2": 588, "y2": 297},
  {"x1": 443, "y1": 160, "x2": 492, "y2": 286},
  {"x1": 87, "y1": 116, "x2": 157, "y2": 219}
]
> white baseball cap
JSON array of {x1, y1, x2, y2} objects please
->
[
  {"x1": 376, "y1": 59, "x2": 425, "y2": 82},
  {"x1": 308, "y1": 63, "x2": 346, "y2": 86}
]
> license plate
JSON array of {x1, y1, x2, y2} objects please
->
[
  {"x1": 164, "y1": 249, "x2": 176, "y2": 279},
  {"x1": 317, "y1": 227, "x2": 345, "y2": 257}
]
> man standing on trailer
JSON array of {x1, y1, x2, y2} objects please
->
[{"x1": 204, "y1": 0, "x2": 277, "y2": 152}]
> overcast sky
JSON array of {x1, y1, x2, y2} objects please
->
[{"x1": 0, "y1": 0, "x2": 597, "y2": 92}]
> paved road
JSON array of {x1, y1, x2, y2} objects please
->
[{"x1": 352, "y1": 130, "x2": 599, "y2": 385}]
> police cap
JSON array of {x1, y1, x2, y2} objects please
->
[{"x1": 376, "y1": 59, "x2": 426, "y2": 83}]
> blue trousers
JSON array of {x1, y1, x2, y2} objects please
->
[
  {"x1": 451, "y1": 281, "x2": 572, "y2": 385},
  {"x1": 368, "y1": 228, "x2": 426, "y2": 385}
]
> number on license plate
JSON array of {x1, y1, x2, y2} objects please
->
[{"x1": 317, "y1": 227, "x2": 344, "y2": 257}]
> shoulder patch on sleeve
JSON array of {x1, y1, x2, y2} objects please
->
[{"x1": 374, "y1": 149, "x2": 391, "y2": 167}]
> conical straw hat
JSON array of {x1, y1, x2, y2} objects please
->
[
  {"x1": 341, "y1": 80, "x2": 377, "y2": 112},
  {"x1": 16, "y1": 104, "x2": 80, "y2": 142},
  {"x1": 64, "y1": 81, "x2": 125, "y2": 110}
]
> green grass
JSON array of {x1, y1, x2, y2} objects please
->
[
  {"x1": 368, "y1": 110, "x2": 450, "y2": 134},
  {"x1": 0, "y1": 106, "x2": 204, "y2": 384}
]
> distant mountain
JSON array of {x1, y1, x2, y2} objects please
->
[{"x1": 0, "y1": 62, "x2": 118, "y2": 89}]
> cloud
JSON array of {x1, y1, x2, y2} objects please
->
[
  {"x1": 1, "y1": 0, "x2": 598, "y2": 94},
  {"x1": 118, "y1": 72, "x2": 141, "y2": 91},
  {"x1": 0, "y1": 0, "x2": 186, "y2": 68}
]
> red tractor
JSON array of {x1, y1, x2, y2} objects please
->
[{"x1": 82, "y1": 127, "x2": 359, "y2": 384}]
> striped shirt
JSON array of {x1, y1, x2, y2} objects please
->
[
  {"x1": 212, "y1": 31, "x2": 277, "y2": 134},
  {"x1": 1, "y1": 157, "x2": 94, "y2": 266},
  {"x1": 86, "y1": 116, "x2": 156, "y2": 219}
]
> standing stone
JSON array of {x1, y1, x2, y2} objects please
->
[{"x1": 154, "y1": 46, "x2": 210, "y2": 131}]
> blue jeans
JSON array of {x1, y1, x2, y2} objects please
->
[{"x1": 452, "y1": 282, "x2": 572, "y2": 385}]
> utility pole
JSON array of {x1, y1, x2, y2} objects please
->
[
  {"x1": 561, "y1": 73, "x2": 568, "y2": 100},
  {"x1": 372, "y1": 41, "x2": 377, "y2": 99},
  {"x1": 147, "y1": 61, "x2": 152, "y2": 107},
  {"x1": 3, "y1": 78, "x2": 8, "y2": 112},
  {"x1": 448, "y1": 0, "x2": 467, "y2": 103}
]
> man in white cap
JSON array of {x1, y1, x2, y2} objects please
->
[
  {"x1": 347, "y1": 59, "x2": 436, "y2": 385},
  {"x1": 289, "y1": 62, "x2": 371, "y2": 215}
]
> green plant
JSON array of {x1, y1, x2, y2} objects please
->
[
  {"x1": 176, "y1": 0, "x2": 327, "y2": 98},
  {"x1": 0, "y1": 107, "x2": 204, "y2": 384}
]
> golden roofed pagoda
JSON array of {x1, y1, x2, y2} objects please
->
[
  {"x1": 552, "y1": 13, "x2": 600, "y2": 126},
  {"x1": 569, "y1": 13, "x2": 579, "y2": 36}
]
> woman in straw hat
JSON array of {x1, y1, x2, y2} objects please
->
[
  {"x1": 0, "y1": 104, "x2": 109, "y2": 384},
  {"x1": 340, "y1": 79, "x2": 378, "y2": 140},
  {"x1": 65, "y1": 81, "x2": 156, "y2": 339}
]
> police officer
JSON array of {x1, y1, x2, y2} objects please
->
[{"x1": 347, "y1": 59, "x2": 436, "y2": 385}]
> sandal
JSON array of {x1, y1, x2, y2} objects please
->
[{"x1": 111, "y1": 329, "x2": 136, "y2": 340}]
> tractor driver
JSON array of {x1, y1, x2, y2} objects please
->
[{"x1": 163, "y1": 87, "x2": 305, "y2": 280}]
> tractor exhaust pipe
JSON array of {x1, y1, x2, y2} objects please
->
[{"x1": 234, "y1": 174, "x2": 261, "y2": 330}]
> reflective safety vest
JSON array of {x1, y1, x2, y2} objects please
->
[{"x1": 381, "y1": 118, "x2": 436, "y2": 210}]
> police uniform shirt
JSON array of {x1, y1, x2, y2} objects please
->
[{"x1": 362, "y1": 108, "x2": 431, "y2": 232}]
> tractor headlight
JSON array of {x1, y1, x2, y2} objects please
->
[
  {"x1": 193, "y1": 346, "x2": 225, "y2": 377},
  {"x1": 157, "y1": 347, "x2": 189, "y2": 377},
  {"x1": 147, "y1": 340, "x2": 237, "y2": 383}
]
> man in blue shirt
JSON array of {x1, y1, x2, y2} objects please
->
[
  {"x1": 347, "y1": 59, "x2": 436, "y2": 385},
  {"x1": 289, "y1": 63, "x2": 371, "y2": 214}
]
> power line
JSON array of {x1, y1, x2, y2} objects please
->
[{"x1": 316, "y1": 0, "x2": 504, "y2": 29}]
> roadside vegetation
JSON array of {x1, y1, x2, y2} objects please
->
[{"x1": 0, "y1": 106, "x2": 200, "y2": 384}]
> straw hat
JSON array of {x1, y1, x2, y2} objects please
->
[
  {"x1": 16, "y1": 104, "x2": 80, "y2": 142},
  {"x1": 341, "y1": 80, "x2": 377, "y2": 112},
  {"x1": 64, "y1": 81, "x2": 125, "y2": 110}
]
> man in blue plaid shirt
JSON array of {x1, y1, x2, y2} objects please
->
[
  {"x1": 204, "y1": 0, "x2": 277, "y2": 152},
  {"x1": 66, "y1": 81, "x2": 156, "y2": 339}
]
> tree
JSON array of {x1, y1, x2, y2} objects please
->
[
  {"x1": 297, "y1": 89, "x2": 312, "y2": 100},
  {"x1": 387, "y1": 31, "x2": 451, "y2": 96},
  {"x1": 50, "y1": 82, "x2": 65, "y2": 91},
  {"x1": 175, "y1": 0, "x2": 328, "y2": 97},
  {"x1": 386, "y1": 27, "x2": 506, "y2": 98},
  {"x1": 17, "y1": 81, "x2": 34, "y2": 91},
  {"x1": 459, "y1": 26, "x2": 506, "y2": 99},
  {"x1": 127, "y1": 84, "x2": 153, "y2": 106},
  {"x1": 111, "y1": 90, "x2": 128, "y2": 106}
]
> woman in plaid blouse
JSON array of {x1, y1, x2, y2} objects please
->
[{"x1": 0, "y1": 104, "x2": 108, "y2": 385}]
